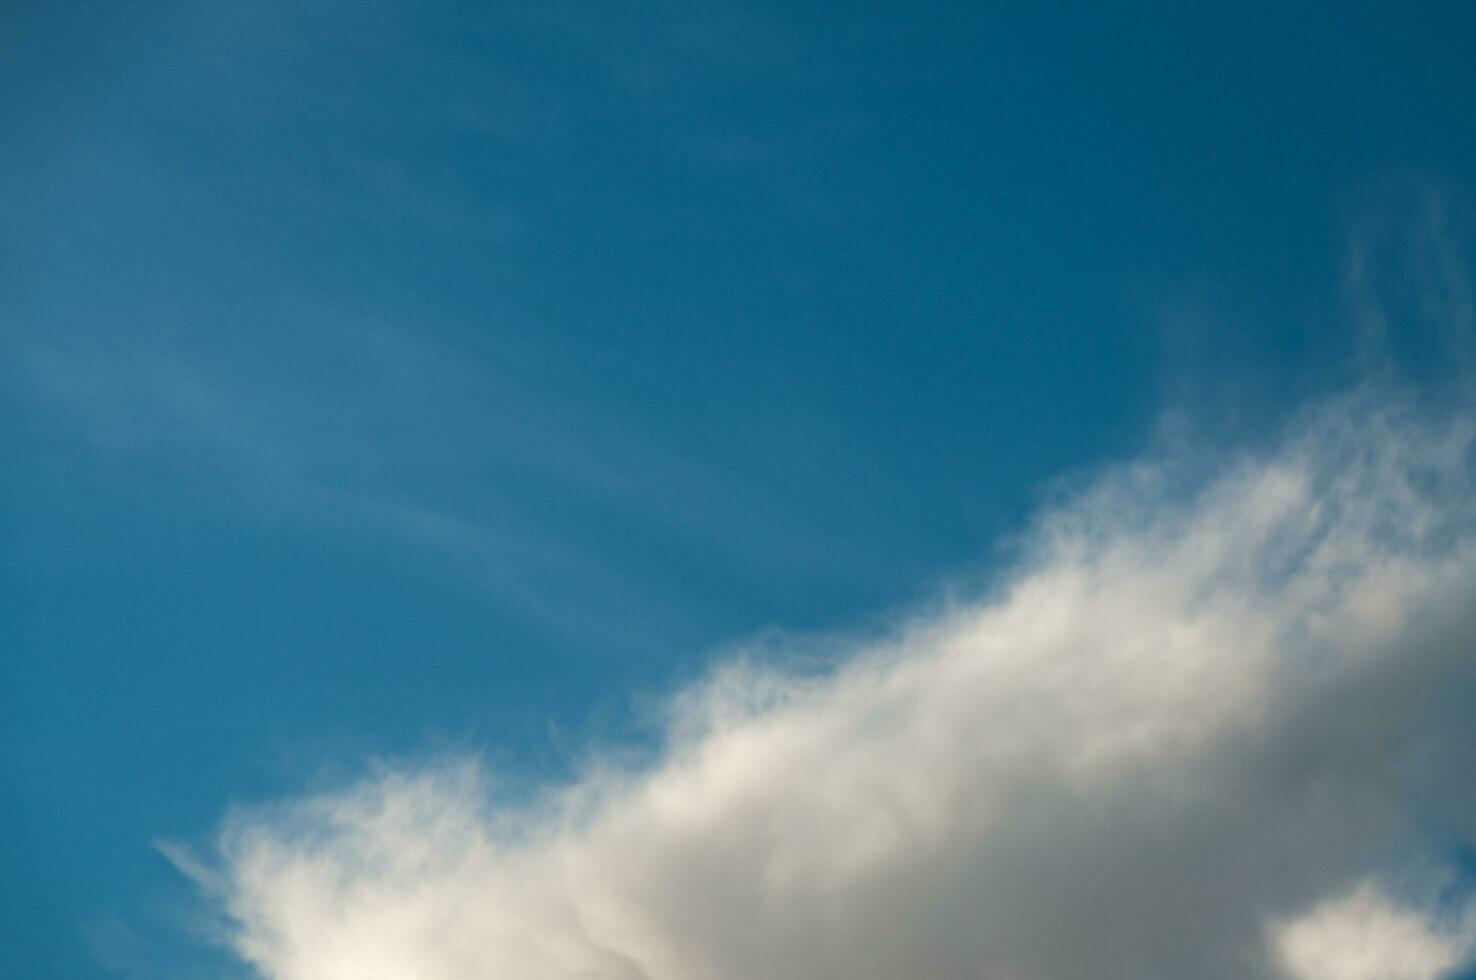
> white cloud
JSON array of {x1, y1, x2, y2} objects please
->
[
  {"x1": 178, "y1": 389, "x2": 1476, "y2": 980},
  {"x1": 1273, "y1": 880, "x2": 1476, "y2": 980}
]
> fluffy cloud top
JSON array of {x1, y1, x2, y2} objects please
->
[
  {"x1": 182, "y1": 389, "x2": 1476, "y2": 980},
  {"x1": 1274, "y1": 880, "x2": 1476, "y2": 980}
]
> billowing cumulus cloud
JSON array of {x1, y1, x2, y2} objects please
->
[
  {"x1": 1274, "y1": 880, "x2": 1476, "y2": 980},
  {"x1": 179, "y1": 388, "x2": 1476, "y2": 980}
]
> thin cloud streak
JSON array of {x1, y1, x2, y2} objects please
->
[
  {"x1": 176, "y1": 383, "x2": 1476, "y2": 980},
  {"x1": 3, "y1": 306, "x2": 857, "y2": 645}
]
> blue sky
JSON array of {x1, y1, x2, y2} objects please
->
[{"x1": 4, "y1": 4, "x2": 1476, "y2": 978}]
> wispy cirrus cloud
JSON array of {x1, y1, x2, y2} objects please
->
[
  {"x1": 170, "y1": 378, "x2": 1476, "y2": 979},
  {"x1": 4, "y1": 303, "x2": 860, "y2": 644}
]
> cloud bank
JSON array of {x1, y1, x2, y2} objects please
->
[{"x1": 181, "y1": 387, "x2": 1476, "y2": 980}]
